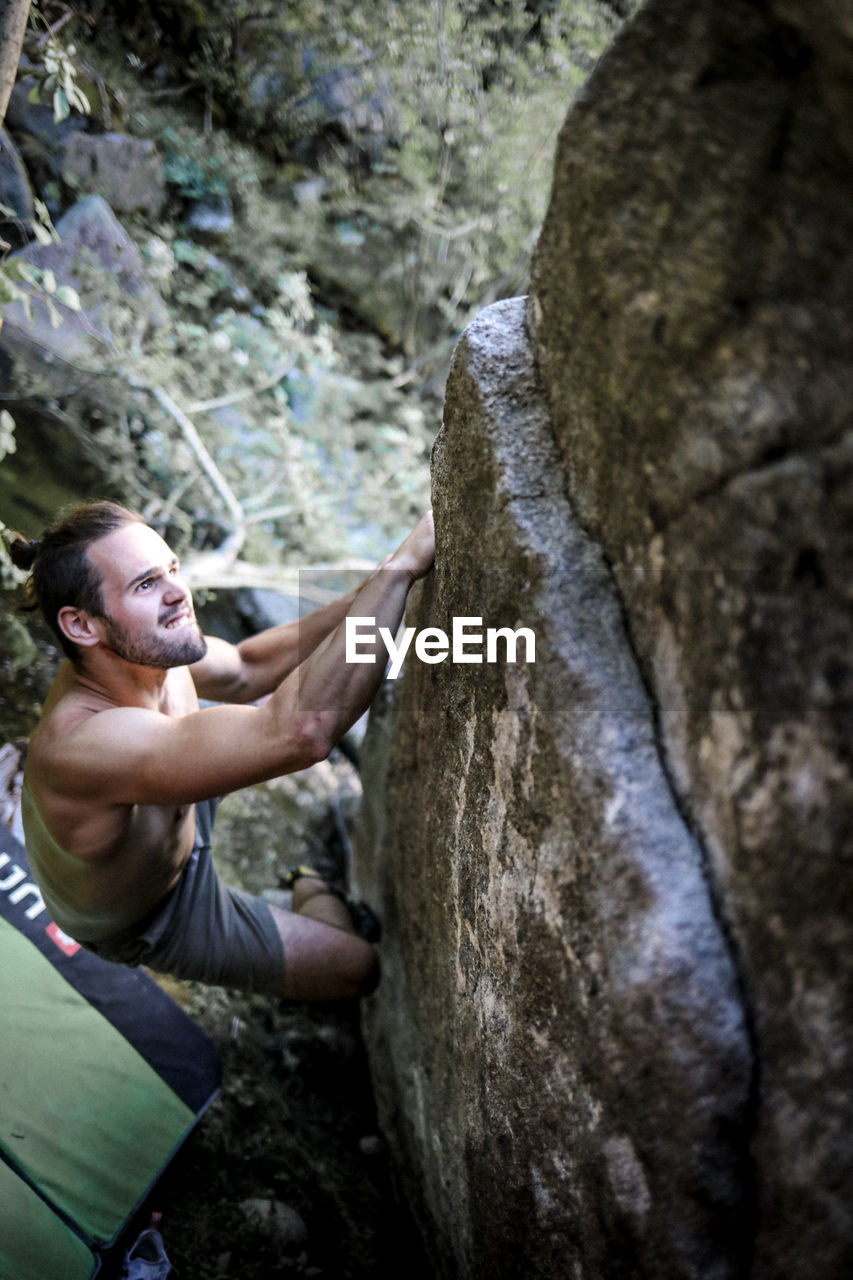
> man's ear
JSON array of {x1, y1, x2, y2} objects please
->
[{"x1": 57, "y1": 606, "x2": 102, "y2": 649}]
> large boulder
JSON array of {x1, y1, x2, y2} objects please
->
[
  {"x1": 356, "y1": 0, "x2": 853, "y2": 1275},
  {"x1": 5, "y1": 77, "x2": 88, "y2": 177},
  {"x1": 357, "y1": 299, "x2": 750, "y2": 1279},
  {"x1": 768, "y1": 0, "x2": 853, "y2": 160},
  {"x1": 528, "y1": 0, "x2": 853, "y2": 1272}
]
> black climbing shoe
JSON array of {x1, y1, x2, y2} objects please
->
[{"x1": 280, "y1": 866, "x2": 381, "y2": 942}]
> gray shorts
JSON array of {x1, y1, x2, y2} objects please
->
[{"x1": 79, "y1": 799, "x2": 285, "y2": 996}]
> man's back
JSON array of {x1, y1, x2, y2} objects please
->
[{"x1": 23, "y1": 660, "x2": 198, "y2": 941}]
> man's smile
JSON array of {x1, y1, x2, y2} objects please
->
[{"x1": 162, "y1": 611, "x2": 191, "y2": 630}]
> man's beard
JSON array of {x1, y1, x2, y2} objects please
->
[{"x1": 101, "y1": 614, "x2": 208, "y2": 668}]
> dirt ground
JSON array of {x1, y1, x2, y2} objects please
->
[{"x1": 119, "y1": 983, "x2": 429, "y2": 1280}]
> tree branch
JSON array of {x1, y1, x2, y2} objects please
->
[
  {"x1": 36, "y1": 10, "x2": 73, "y2": 48},
  {"x1": 125, "y1": 378, "x2": 375, "y2": 603},
  {"x1": 0, "y1": 0, "x2": 31, "y2": 130},
  {"x1": 244, "y1": 496, "x2": 333, "y2": 526},
  {"x1": 186, "y1": 360, "x2": 293, "y2": 415},
  {"x1": 129, "y1": 378, "x2": 247, "y2": 561},
  {"x1": 180, "y1": 553, "x2": 372, "y2": 595}
]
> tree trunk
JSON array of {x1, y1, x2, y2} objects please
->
[{"x1": 0, "y1": 0, "x2": 30, "y2": 131}]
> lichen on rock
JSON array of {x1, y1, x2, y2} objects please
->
[
  {"x1": 356, "y1": 298, "x2": 751, "y2": 1278},
  {"x1": 356, "y1": 0, "x2": 853, "y2": 1273}
]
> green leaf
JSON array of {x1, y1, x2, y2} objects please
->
[
  {"x1": 14, "y1": 262, "x2": 41, "y2": 286},
  {"x1": 55, "y1": 285, "x2": 81, "y2": 310},
  {"x1": 32, "y1": 198, "x2": 59, "y2": 244},
  {"x1": 53, "y1": 87, "x2": 70, "y2": 123},
  {"x1": 70, "y1": 85, "x2": 91, "y2": 114}
]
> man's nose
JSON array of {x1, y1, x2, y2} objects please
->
[{"x1": 164, "y1": 576, "x2": 190, "y2": 604}]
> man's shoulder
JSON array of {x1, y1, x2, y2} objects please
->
[
  {"x1": 31, "y1": 674, "x2": 100, "y2": 758},
  {"x1": 30, "y1": 684, "x2": 167, "y2": 790},
  {"x1": 37, "y1": 664, "x2": 196, "y2": 736}
]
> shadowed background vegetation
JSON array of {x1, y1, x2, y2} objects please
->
[{"x1": 1, "y1": 0, "x2": 630, "y2": 736}]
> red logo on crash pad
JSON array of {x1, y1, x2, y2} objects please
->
[{"x1": 46, "y1": 922, "x2": 80, "y2": 956}]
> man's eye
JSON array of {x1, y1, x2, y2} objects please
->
[{"x1": 136, "y1": 579, "x2": 153, "y2": 591}]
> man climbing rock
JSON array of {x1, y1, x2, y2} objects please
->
[{"x1": 9, "y1": 501, "x2": 434, "y2": 999}]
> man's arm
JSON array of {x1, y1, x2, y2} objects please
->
[
  {"x1": 45, "y1": 514, "x2": 435, "y2": 807},
  {"x1": 189, "y1": 584, "x2": 363, "y2": 704}
]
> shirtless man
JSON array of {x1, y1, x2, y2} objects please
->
[{"x1": 10, "y1": 500, "x2": 434, "y2": 1000}]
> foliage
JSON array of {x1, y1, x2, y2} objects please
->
[
  {"x1": 1, "y1": 3, "x2": 85, "y2": 337},
  {"x1": 0, "y1": 410, "x2": 15, "y2": 463},
  {"x1": 316, "y1": 0, "x2": 619, "y2": 356},
  {"x1": 0, "y1": 206, "x2": 81, "y2": 319},
  {"x1": 0, "y1": 423, "x2": 36, "y2": 687},
  {"x1": 110, "y1": 232, "x2": 433, "y2": 563},
  {"x1": 86, "y1": 0, "x2": 624, "y2": 359},
  {"x1": 0, "y1": 408, "x2": 29, "y2": 596},
  {"x1": 2, "y1": 0, "x2": 629, "y2": 577},
  {"x1": 23, "y1": 18, "x2": 91, "y2": 122},
  {"x1": 161, "y1": 128, "x2": 230, "y2": 203}
]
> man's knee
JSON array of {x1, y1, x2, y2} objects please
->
[
  {"x1": 272, "y1": 905, "x2": 380, "y2": 1000},
  {"x1": 341, "y1": 938, "x2": 380, "y2": 998}
]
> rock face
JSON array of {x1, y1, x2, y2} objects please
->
[
  {"x1": 1, "y1": 193, "x2": 167, "y2": 362},
  {"x1": 358, "y1": 301, "x2": 750, "y2": 1280},
  {"x1": 0, "y1": 128, "x2": 35, "y2": 248},
  {"x1": 0, "y1": 194, "x2": 167, "y2": 428},
  {"x1": 5, "y1": 78, "x2": 88, "y2": 176},
  {"x1": 61, "y1": 133, "x2": 166, "y2": 217},
  {"x1": 356, "y1": 1, "x2": 853, "y2": 1276}
]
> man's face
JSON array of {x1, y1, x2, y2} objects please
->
[{"x1": 86, "y1": 523, "x2": 208, "y2": 668}]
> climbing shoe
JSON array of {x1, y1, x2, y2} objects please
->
[
  {"x1": 280, "y1": 866, "x2": 381, "y2": 942},
  {"x1": 280, "y1": 864, "x2": 324, "y2": 889},
  {"x1": 120, "y1": 1213, "x2": 171, "y2": 1279},
  {"x1": 346, "y1": 899, "x2": 381, "y2": 944}
]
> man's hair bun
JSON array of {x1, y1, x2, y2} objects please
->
[{"x1": 7, "y1": 535, "x2": 40, "y2": 571}]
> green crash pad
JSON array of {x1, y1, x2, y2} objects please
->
[
  {"x1": 0, "y1": 1158, "x2": 96, "y2": 1280},
  {"x1": 0, "y1": 916, "x2": 202, "y2": 1274}
]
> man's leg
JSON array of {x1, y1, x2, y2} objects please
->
[{"x1": 266, "y1": 876, "x2": 379, "y2": 1001}]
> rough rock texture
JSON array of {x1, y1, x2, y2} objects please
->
[
  {"x1": 358, "y1": 299, "x2": 750, "y2": 1279},
  {"x1": 1, "y1": 193, "x2": 167, "y2": 362},
  {"x1": 768, "y1": 0, "x2": 853, "y2": 161},
  {"x1": 528, "y1": 0, "x2": 853, "y2": 1273},
  {"x1": 0, "y1": 194, "x2": 166, "y2": 430},
  {"x1": 61, "y1": 132, "x2": 166, "y2": 217},
  {"x1": 5, "y1": 78, "x2": 88, "y2": 176},
  {"x1": 356, "y1": 0, "x2": 853, "y2": 1276}
]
